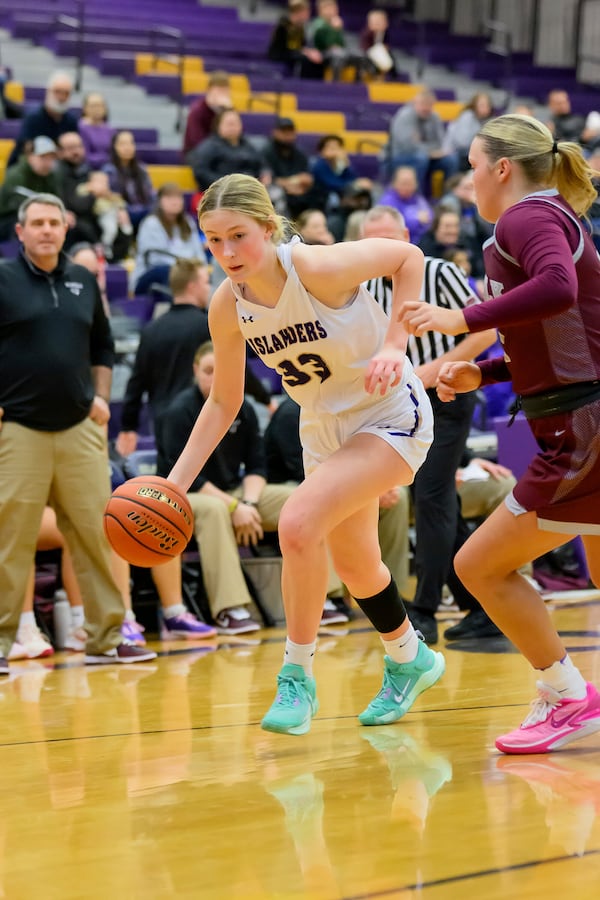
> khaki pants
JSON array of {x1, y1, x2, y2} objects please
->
[
  {"x1": 187, "y1": 483, "x2": 295, "y2": 617},
  {"x1": 0, "y1": 419, "x2": 125, "y2": 656}
]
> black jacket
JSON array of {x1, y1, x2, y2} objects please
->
[
  {"x1": 264, "y1": 396, "x2": 303, "y2": 484},
  {"x1": 158, "y1": 384, "x2": 267, "y2": 492},
  {"x1": 120, "y1": 304, "x2": 211, "y2": 431},
  {"x1": 0, "y1": 250, "x2": 113, "y2": 430},
  {"x1": 190, "y1": 135, "x2": 264, "y2": 191},
  {"x1": 7, "y1": 106, "x2": 80, "y2": 166}
]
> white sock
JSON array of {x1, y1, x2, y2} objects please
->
[
  {"x1": 163, "y1": 603, "x2": 186, "y2": 619},
  {"x1": 284, "y1": 638, "x2": 317, "y2": 677},
  {"x1": 539, "y1": 654, "x2": 587, "y2": 700},
  {"x1": 382, "y1": 622, "x2": 420, "y2": 664},
  {"x1": 71, "y1": 606, "x2": 85, "y2": 628},
  {"x1": 124, "y1": 609, "x2": 137, "y2": 623},
  {"x1": 19, "y1": 611, "x2": 36, "y2": 628}
]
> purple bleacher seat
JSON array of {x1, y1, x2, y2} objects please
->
[
  {"x1": 247, "y1": 355, "x2": 282, "y2": 395},
  {"x1": 135, "y1": 74, "x2": 183, "y2": 100},
  {"x1": 348, "y1": 153, "x2": 381, "y2": 180},
  {"x1": 134, "y1": 145, "x2": 183, "y2": 165},
  {"x1": 105, "y1": 264, "x2": 129, "y2": 302},
  {"x1": 240, "y1": 112, "x2": 279, "y2": 136},
  {"x1": 492, "y1": 413, "x2": 536, "y2": 479},
  {"x1": 0, "y1": 119, "x2": 21, "y2": 139},
  {"x1": 0, "y1": 239, "x2": 21, "y2": 259},
  {"x1": 110, "y1": 295, "x2": 155, "y2": 324},
  {"x1": 108, "y1": 398, "x2": 153, "y2": 439}
]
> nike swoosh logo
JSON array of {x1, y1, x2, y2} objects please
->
[
  {"x1": 551, "y1": 708, "x2": 579, "y2": 728},
  {"x1": 554, "y1": 429, "x2": 566, "y2": 437}
]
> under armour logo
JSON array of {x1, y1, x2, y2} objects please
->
[{"x1": 241, "y1": 315, "x2": 254, "y2": 323}]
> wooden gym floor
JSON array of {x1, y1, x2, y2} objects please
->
[{"x1": 1, "y1": 592, "x2": 600, "y2": 899}]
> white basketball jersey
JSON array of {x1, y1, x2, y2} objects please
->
[{"x1": 230, "y1": 239, "x2": 415, "y2": 416}]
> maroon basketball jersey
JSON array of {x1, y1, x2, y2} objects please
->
[{"x1": 464, "y1": 189, "x2": 600, "y2": 397}]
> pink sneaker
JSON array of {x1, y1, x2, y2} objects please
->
[{"x1": 496, "y1": 681, "x2": 600, "y2": 754}]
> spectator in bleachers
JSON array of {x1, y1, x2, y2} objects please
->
[
  {"x1": 116, "y1": 258, "x2": 212, "y2": 463},
  {"x1": 327, "y1": 180, "x2": 373, "y2": 242},
  {"x1": 267, "y1": 0, "x2": 324, "y2": 80},
  {"x1": 131, "y1": 182, "x2": 207, "y2": 295},
  {"x1": 182, "y1": 70, "x2": 232, "y2": 162},
  {"x1": 0, "y1": 137, "x2": 61, "y2": 240},
  {"x1": 155, "y1": 340, "x2": 296, "y2": 636},
  {"x1": 545, "y1": 89, "x2": 586, "y2": 145},
  {"x1": 294, "y1": 208, "x2": 334, "y2": 244},
  {"x1": 417, "y1": 207, "x2": 463, "y2": 263},
  {"x1": 56, "y1": 132, "x2": 132, "y2": 260},
  {"x1": 190, "y1": 108, "x2": 266, "y2": 192},
  {"x1": 437, "y1": 170, "x2": 491, "y2": 277},
  {"x1": 443, "y1": 246, "x2": 484, "y2": 301},
  {"x1": 360, "y1": 8, "x2": 396, "y2": 80},
  {"x1": 377, "y1": 164, "x2": 433, "y2": 245},
  {"x1": 0, "y1": 67, "x2": 23, "y2": 120},
  {"x1": 262, "y1": 116, "x2": 321, "y2": 218},
  {"x1": 343, "y1": 208, "x2": 368, "y2": 241},
  {"x1": 8, "y1": 70, "x2": 79, "y2": 166},
  {"x1": 444, "y1": 92, "x2": 494, "y2": 171},
  {"x1": 310, "y1": 0, "x2": 368, "y2": 82},
  {"x1": 78, "y1": 92, "x2": 113, "y2": 168},
  {"x1": 386, "y1": 88, "x2": 459, "y2": 195},
  {"x1": 8, "y1": 506, "x2": 76, "y2": 660},
  {"x1": 70, "y1": 241, "x2": 110, "y2": 316},
  {"x1": 310, "y1": 133, "x2": 371, "y2": 211},
  {"x1": 102, "y1": 130, "x2": 154, "y2": 232},
  {"x1": 76, "y1": 171, "x2": 133, "y2": 263}
]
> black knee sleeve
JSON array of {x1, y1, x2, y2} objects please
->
[{"x1": 354, "y1": 578, "x2": 407, "y2": 634}]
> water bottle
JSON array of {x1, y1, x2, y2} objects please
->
[{"x1": 53, "y1": 589, "x2": 71, "y2": 650}]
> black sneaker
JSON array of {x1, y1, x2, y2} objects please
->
[
  {"x1": 444, "y1": 608, "x2": 503, "y2": 640},
  {"x1": 0, "y1": 656, "x2": 9, "y2": 676},
  {"x1": 85, "y1": 640, "x2": 158, "y2": 665},
  {"x1": 405, "y1": 604, "x2": 438, "y2": 644}
]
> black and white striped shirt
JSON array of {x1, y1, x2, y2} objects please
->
[{"x1": 366, "y1": 257, "x2": 479, "y2": 366}]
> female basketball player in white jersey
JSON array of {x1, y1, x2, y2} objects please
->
[{"x1": 168, "y1": 173, "x2": 445, "y2": 735}]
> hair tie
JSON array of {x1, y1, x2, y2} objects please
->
[{"x1": 552, "y1": 140, "x2": 558, "y2": 155}]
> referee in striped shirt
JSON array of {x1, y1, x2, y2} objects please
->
[{"x1": 362, "y1": 205, "x2": 499, "y2": 642}]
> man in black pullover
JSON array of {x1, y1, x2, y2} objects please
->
[{"x1": 0, "y1": 192, "x2": 156, "y2": 673}]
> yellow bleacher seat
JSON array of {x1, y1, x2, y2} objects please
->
[
  {"x1": 4, "y1": 81, "x2": 24, "y2": 104},
  {"x1": 182, "y1": 71, "x2": 249, "y2": 96},
  {"x1": 367, "y1": 83, "x2": 422, "y2": 104},
  {"x1": 136, "y1": 54, "x2": 203, "y2": 76},
  {"x1": 0, "y1": 139, "x2": 15, "y2": 165},
  {"x1": 238, "y1": 92, "x2": 297, "y2": 114},
  {"x1": 146, "y1": 165, "x2": 196, "y2": 191},
  {"x1": 342, "y1": 131, "x2": 387, "y2": 153},
  {"x1": 286, "y1": 110, "x2": 346, "y2": 134},
  {"x1": 434, "y1": 100, "x2": 465, "y2": 122}
]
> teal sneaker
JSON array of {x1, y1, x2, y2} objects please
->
[
  {"x1": 261, "y1": 663, "x2": 319, "y2": 735},
  {"x1": 358, "y1": 641, "x2": 445, "y2": 726}
]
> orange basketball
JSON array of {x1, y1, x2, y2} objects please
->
[{"x1": 103, "y1": 475, "x2": 194, "y2": 567}]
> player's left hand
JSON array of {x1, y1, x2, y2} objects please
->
[
  {"x1": 365, "y1": 347, "x2": 405, "y2": 396},
  {"x1": 401, "y1": 302, "x2": 466, "y2": 337}
]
